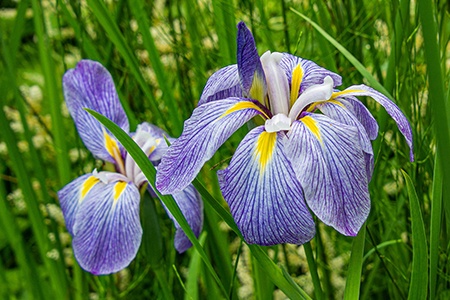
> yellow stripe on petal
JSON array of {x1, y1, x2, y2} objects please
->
[
  {"x1": 301, "y1": 116, "x2": 322, "y2": 143},
  {"x1": 104, "y1": 131, "x2": 120, "y2": 158},
  {"x1": 113, "y1": 181, "x2": 128, "y2": 203},
  {"x1": 249, "y1": 72, "x2": 266, "y2": 104},
  {"x1": 81, "y1": 176, "x2": 100, "y2": 200},
  {"x1": 254, "y1": 131, "x2": 277, "y2": 172},
  {"x1": 332, "y1": 89, "x2": 365, "y2": 98},
  {"x1": 290, "y1": 64, "x2": 303, "y2": 107},
  {"x1": 221, "y1": 101, "x2": 269, "y2": 119}
]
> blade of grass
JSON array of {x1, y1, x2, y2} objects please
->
[
  {"x1": 402, "y1": 171, "x2": 427, "y2": 300},
  {"x1": 30, "y1": 0, "x2": 71, "y2": 186},
  {"x1": 88, "y1": 108, "x2": 312, "y2": 300},
  {"x1": 429, "y1": 152, "x2": 443, "y2": 300},
  {"x1": 0, "y1": 164, "x2": 45, "y2": 300},
  {"x1": 251, "y1": 247, "x2": 274, "y2": 300},
  {"x1": 85, "y1": 0, "x2": 182, "y2": 133},
  {"x1": 291, "y1": 8, "x2": 392, "y2": 99},
  {"x1": 127, "y1": 0, "x2": 181, "y2": 134},
  {"x1": 344, "y1": 224, "x2": 366, "y2": 299},
  {"x1": 417, "y1": 0, "x2": 450, "y2": 237},
  {"x1": 0, "y1": 99, "x2": 67, "y2": 299},
  {"x1": 185, "y1": 233, "x2": 207, "y2": 300},
  {"x1": 303, "y1": 242, "x2": 324, "y2": 300},
  {"x1": 211, "y1": 0, "x2": 236, "y2": 65}
]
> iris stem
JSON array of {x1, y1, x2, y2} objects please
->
[
  {"x1": 154, "y1": 267, "x2": 174, "y2": 300},
  {"x1": 303, "y1": 242, "x2": 324, "y2": 300}
]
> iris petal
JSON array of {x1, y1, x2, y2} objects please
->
[
  {"x1": 288, "y1": 114, "x2": 370, "y2": 236},
  {"x1": 334, "y1": 85, "x2": 414, "y2": 161},
  {"x1": 63, "y1": 60, "x2": 129, "y2": 163},
  {"x1": 199, "y1": 65, "x2": 242, "y2": 105},
  {"x1": 236, "y1": 22, "x2": 267, "y2": 100},
  {"x1": 72, "y1": 179, "x2": 141, "y2": 275},
  {"x1": 338, "y1": 96, "x2": 379, "y2": 140},
  {"x1": 279, "y1": 53, "x2": 342, "y2": 95},
  {"x1": 318, "y1": 101, "x2": 375, "y2": 179},
  {"x1": 218, "y1": 126, "x2": 315, "y2": 245},
  {"x1": 161, "y1": 184, "x2": 203, "y2": 253},
  {"x1": 156, "y1": 98, "x2": 263, "y2": 194},
  {"x1": 58, "y1": 173, "x2": 97, "y2": 235}
]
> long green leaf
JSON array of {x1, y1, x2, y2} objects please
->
[
  {"x1": 85, "y1": 108, "x2": 229, "y2": 299},
  {"x1": 402, "y1": 171, "x2": 427, "y2": 300},
  {"x1": 344, "y1": 225, "x2": 366, "y2": 299},
  {"x1": 429, "y1": 152, "x2": 442, "y2": 300}
]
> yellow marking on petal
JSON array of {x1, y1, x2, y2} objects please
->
[
  {"x1": 301, "y1": 116, "x2": 322, "y2": 142},
  {"x1": 103, "y1": 129, "x2": 125, "y2": 174},
  {"x1": 249, "y1": 72, "x2": 265, "y2": 104},
  {"x1": 327, "y1": 99, "x2": 345, "y2": 107},
  {"x1": 113, "y1": 181, "x2": 127, "y2": 202},
  {"x1": 81, "y1": 176, "x2": 100, "y2": 200},
  {"x1": 290, "y1": 64, "x2": 303, "y2": 107},
  {"x1": 254, "y1": 131, "x2": 277, "y2": 173},
  {"x1": 332, "y1": 89, "x2": 365, "y2": 98},
  {"x1": 220, "y1": 101, "x2": 269, "y2": 120}
]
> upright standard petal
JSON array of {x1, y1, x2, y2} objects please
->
[
  {"x1": 236, "y1": 22, "x2": 267, "y2": 102},
  {"x1": 72, "y1": 179, "x2": 142, "y2": 275},
  {"x1": 218, "y1": 126, "x2": 315, "y2": 245},
  {"x1": 334, "y1": 85, "x2": 414, "y2": 161},
  {"x1": 63, "y1": 60, "x2": 129, "y2": 163},
  {"x1": 279, "y1": 53, "x2": 342, "y2": 96},
  {"x1": 288, "y1": 114, "x2": 370, "y2": 236},
  {"x1": 161, "y1": 184, "x2": 203, "y2": 253},
  {"x1": 58, "y1": 173, "x2": 99, "y2": 235},
  {"x1": 156, "y1": 98, "x2": 265, "y2": 194},
  {"x1": 199, "y1": 65, "x2": 242, "y2": 105}
]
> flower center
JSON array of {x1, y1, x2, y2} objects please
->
[
  {"x1": 124, "y1": 128, "x2": 158, "y2": 187},
  {"x1": 265, "y1": 113, "x2": 291, "y2": 133}
]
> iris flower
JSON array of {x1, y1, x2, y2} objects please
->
[
  {"x1": 58, "y1": 60, "x2": 203, "y2": 275},
  {"x1": 156, "y1": 22, "x2": 413, "y2": 246}
]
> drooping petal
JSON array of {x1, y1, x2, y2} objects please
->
[
  {"x1": 156, "y1": 98, "x2": 266, "y2": 194},
  {"x1": 72, "y1": 178, "x2": 142, "y2": 275},
  {"x1": 63, "y1": 60, "x2": 129, "y2": 163},
  {"x1": 218, "y1": 126, "x2": 315, "y2": 245},
  {"x1": 288, "y1": 114, "x2": 370, "y2": 236},
  {"x1": 199, "y1": 65, "x2": 242, "y2": 105},
  {"x1": 236, "y1": 22, "x2": 267, "y2": 102},
  {"x1": 161, "y1": 184, "x2": 203, "y2": 253},
  {"x1": 318, "y1": 101, "x2": 375, "y2": 179},
  {"x1": 334, "y1": 85, "x2": 414, "y2": 161},
  {"x1": 279, "y1": 53, "x2": 342, "y2": 97},
  {"x1": 58, "y1": 173, "x2": 99, "y2": 235},
  {"x1": 338, "y1": 96, "x2": 379, "y2": 140}
]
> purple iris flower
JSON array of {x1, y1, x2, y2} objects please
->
[
  {"x1": 58, "y1": 60, "x2": 203, "y2": 275},
  {"x1": 156, "y1": 22, "x2": 413, "y2": 246}
]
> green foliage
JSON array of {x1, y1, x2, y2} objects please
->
[{"x1": 0, "y1": 0, "x2": 448, "y2": 299}]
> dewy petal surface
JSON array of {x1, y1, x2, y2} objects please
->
[
  {"x1": 335, "y1": 85, "x2": 414, "y2": 161},
  {"x1": 58, "y1": 173, "x2": 98, "y2": 235},
  {"x1": 156, "y1": 98, "x2": 263, "y2": 194},
  {"x1": 199, "y1": 65, "x2": 242, "y2": 105},
  {"x1": 63, "y1": 59, "x2": 129, "y2": 162},
  {"x1": 288, "y1": 114, "x2": 370, "y2": 236},
  {"x1": 218, "y1": 126, "x2": 315, "y2": 245},
  {"x1": 72, "y1": 179, "x2": 142, "y2": 275},
  {"x1": 161, "y1": 184, "x2": 203, "y2": 253}
]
